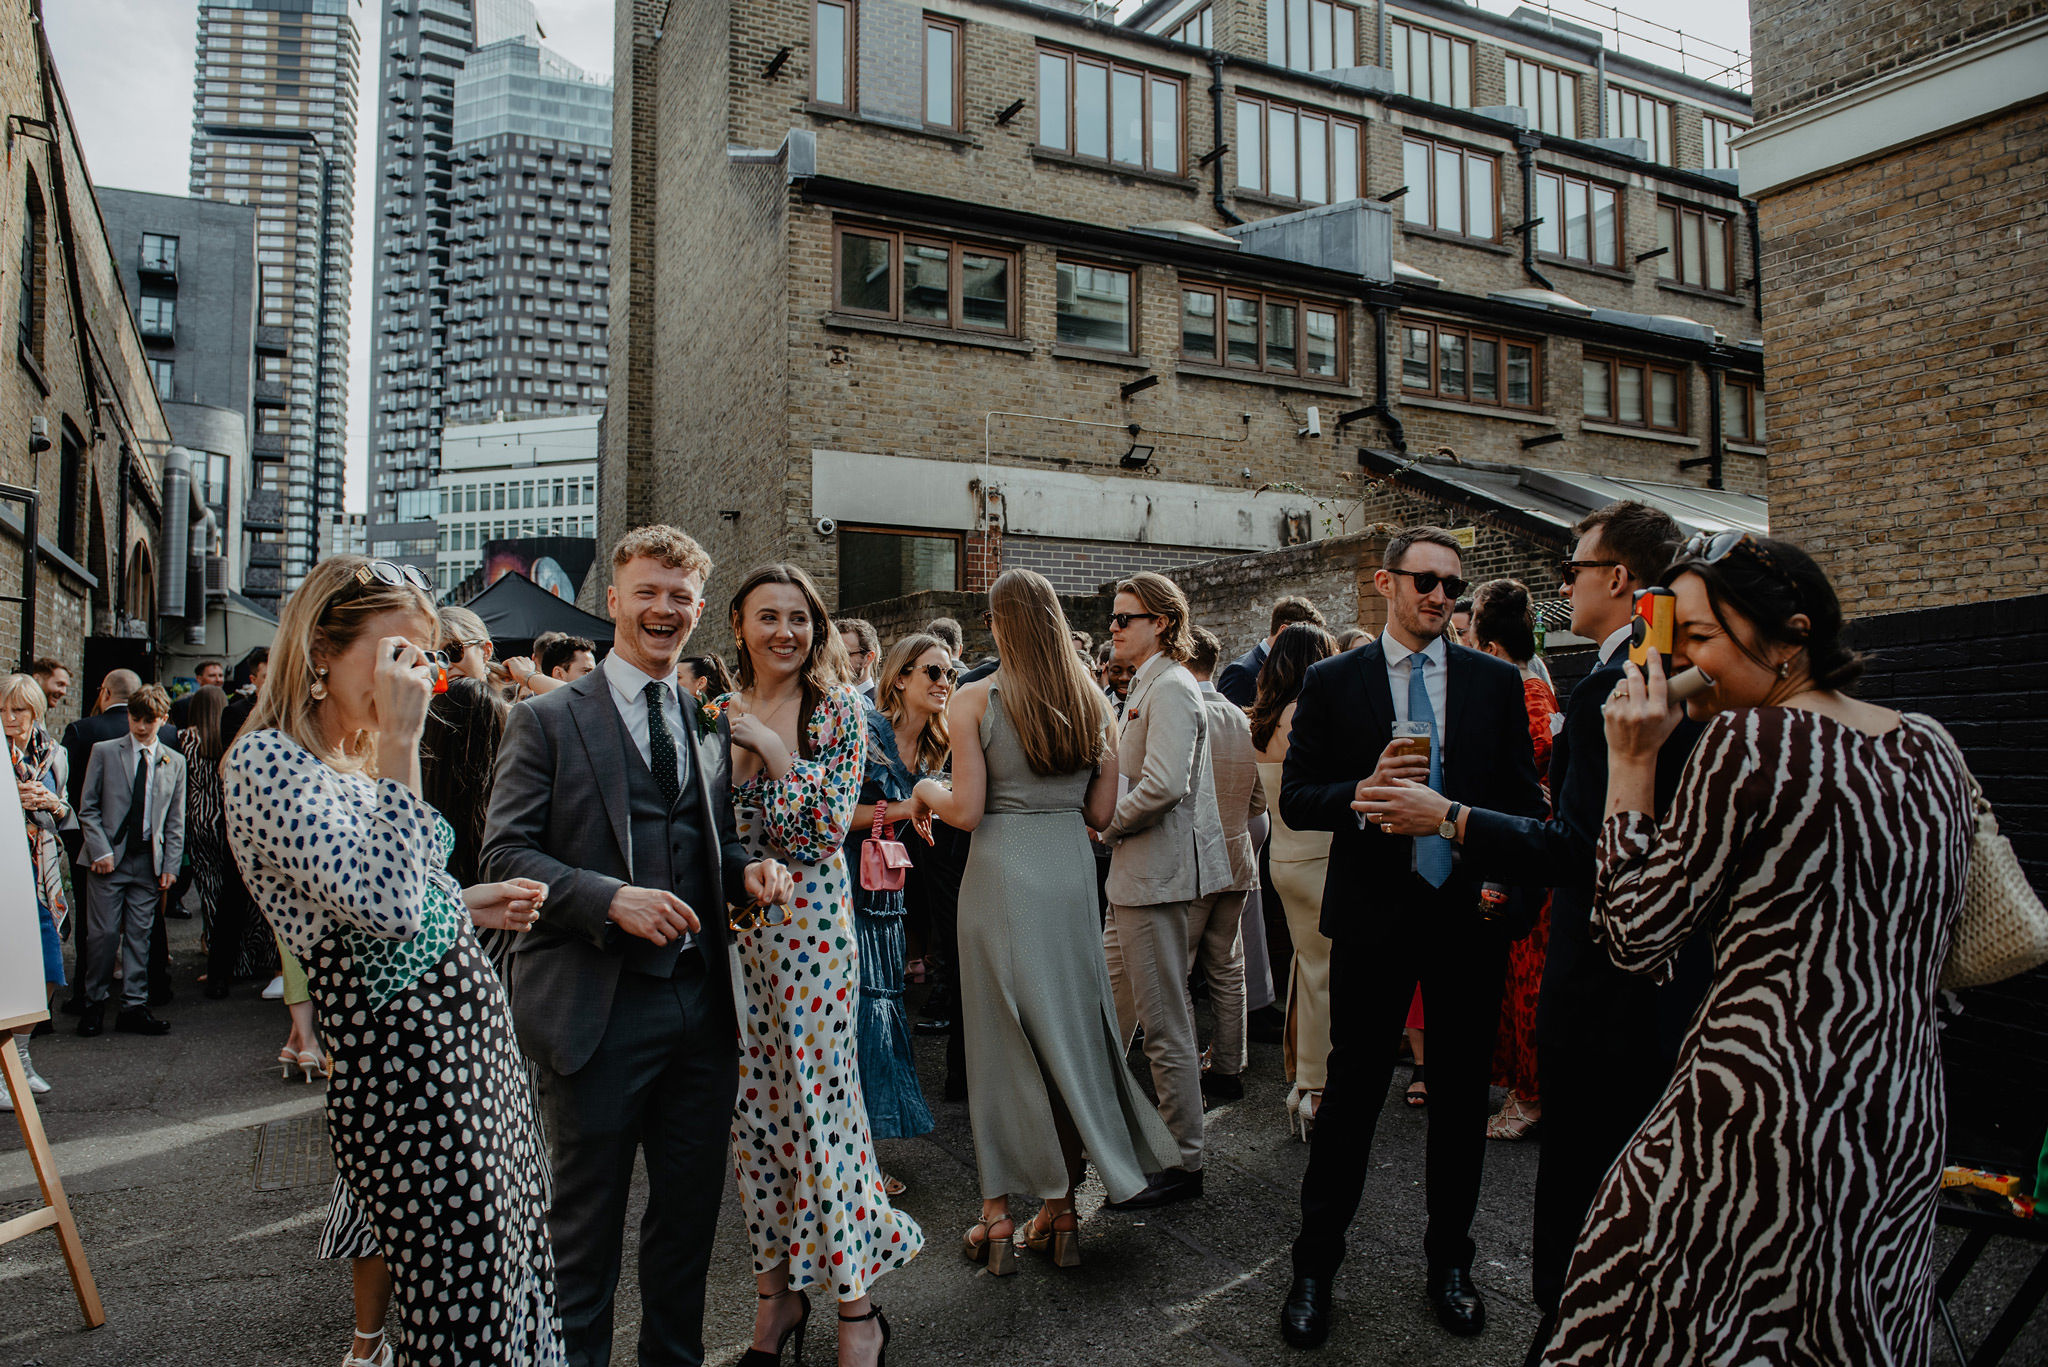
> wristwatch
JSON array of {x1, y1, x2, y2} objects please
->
[{"x1": 1438, "y1": 802, "x2": 1462, "y2": 841}]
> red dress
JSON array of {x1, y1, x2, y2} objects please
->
[{"x1": 1490, "y1": 675, "x2": 1559, "y2": 1099}]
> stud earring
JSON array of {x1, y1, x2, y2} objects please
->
[
  {"x1": 310, "y1": 667, "x2": 329, "y2": 701},
  {"x1": 1776, "y1": 660, "x2": 1791, "y2": 680}
]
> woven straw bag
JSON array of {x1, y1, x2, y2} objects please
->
[{"x1": 1925, "y1": 718, "x2": 2048, "y2": 990}]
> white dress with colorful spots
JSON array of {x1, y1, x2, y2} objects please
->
[{"x1": 723, "y1": 685, "x2": 924, "y2": 1300}]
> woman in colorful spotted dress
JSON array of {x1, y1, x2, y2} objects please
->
[
  {"x1": 723, "y1": 562, "x2": 921, "y2": 1367},
  {"x1": 222, "y1": 556, "x2": 563, "y2": 1367}
]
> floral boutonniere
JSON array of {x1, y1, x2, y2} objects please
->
[{"x1": 696, "y1": 698, "x2": 723, "y2": 739}]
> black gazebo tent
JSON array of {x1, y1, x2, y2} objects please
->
[{"x1": 461, "y1": 571, "x2": 615, "y2": 658}]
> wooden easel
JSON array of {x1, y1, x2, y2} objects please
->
[{"x1": 0, "y1": 1013, "x2": 104, "y2": 1328}]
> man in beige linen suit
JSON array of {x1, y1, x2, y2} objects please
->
[
  {"x1": 1186, "y1": 626, "x2": 1266, "y2": 1103},
  {"x1": 1100, "y1": 573, "x2": 1232, "y2": 1209}
]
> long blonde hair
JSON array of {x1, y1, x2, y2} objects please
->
[
  {"x1": 245, "y1": 556, "x2": 439, "y2": 773},
  {"x1": 875, "y1": 633, "x2": 952, "y2": 776},
  {"x1": 990, "y1": 569, "x2": 1111, "y2": 776}
]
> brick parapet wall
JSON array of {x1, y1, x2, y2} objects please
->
[{"x1": 1748, "y1": 0, "x2": 2048, "y2": 121}]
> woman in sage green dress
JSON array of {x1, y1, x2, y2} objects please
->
[{"x1": 912, "y1": 568, "x2": 1176, "y2": 1275}]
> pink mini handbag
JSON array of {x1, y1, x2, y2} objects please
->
[{"x1": 860, "y1": 800, "x2": 913, "y2": 892}]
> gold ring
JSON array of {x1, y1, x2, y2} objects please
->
[{"x1": 1383, "y1": 822, "x2": 1395, "y2": 834}]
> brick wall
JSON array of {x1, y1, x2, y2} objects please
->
[
  {"x1": 1748, "y1": 0, "x2": 2048, "y2": 120},
  {"x1": 1002, "y1": 534, "x2": 1218, "y2": 596},
  {"x1": 834, "y1": 585, "x2": 1114, "y2": 666},
  {"x1": 1756, "y1": 102, "x2": 2048, "y2": 615}
]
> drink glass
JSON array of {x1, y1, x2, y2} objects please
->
[{"x1": 1392, "y1": 720, "x2": 1434, "y2": 766}]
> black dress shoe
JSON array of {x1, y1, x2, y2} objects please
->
[
  {"x1": 164, "y1": 906, "x2": 193, "y2": 920},
  {"x1": 1106, "y1": 1167, "x2": 1203, "y2": 1210},
  {"x1": 1200, "y1": 1070, "x2": 1245, "y2": 1101},
  {"x1": 1280, "y1": 1275, "x2": 1332, "y2": 1349},
  {"x1": 76, "y1": 1003, "x2": 105, "y2": 1037},
  {"x1": 1426, "y1": 1266, "x2": 1486, "y2": 1337},
  {"x1": 115, "y1": 1006, "x2": 172, "y2": 1036}
]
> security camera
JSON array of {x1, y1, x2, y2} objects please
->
[
  {"x1": 815, "y1": 517, "x2": 837, "y2": 536},
  {"x1": 1299, "y1": 406, "x2": 1322, "y2": 439}
]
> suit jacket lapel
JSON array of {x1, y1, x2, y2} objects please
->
[
  {"x1": 691, "y1": 722, "x2": 725, "y2": 909},
  {"x1": 1444, "y1": 646, "x2": 1478, "y2": 778},
  {"x1": 1356, "y1": 641, "x2": 1396, "y2": 735},
  {"x1": 566, "y1": 672, "x2": 635, "y2": 876}
]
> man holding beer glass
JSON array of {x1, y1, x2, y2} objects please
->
[{"x1": 1276, "y1": 527, "x2": 1545, "y2": 1351}]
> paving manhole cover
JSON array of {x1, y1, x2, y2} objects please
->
[{"x1": 252, "y1": 1114, "x2": 334, "y2": 1191}]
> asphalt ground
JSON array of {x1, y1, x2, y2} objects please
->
[{"x1": 4, "y1": 914, "x2": 2042, "y2": 1366}]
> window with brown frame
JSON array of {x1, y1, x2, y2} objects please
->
[
  {"x1": 1181, "y1": 284, "x2": 1344, "y2": 381},
  {"x1": 1400, "y1": 135, "x2": 1498, "y2": 240},
  {"x1": 1605, "y1": 86, "x2": 1673, "y2": 164},
  {"x1": 839, "y1": 525, "x2": 963, "y2": 604},
  {"x1": 1655, "y1": 201, "x2": 1735, "y2": 294},
  {"x1": 1390, "y1": 21, "x2": 1473, "y2": 108},
  {"x1": 1505, "y1": 55, "x2": 1579, "y2": 138},
  {"x1": 1168, "y1": 3, "x2": 1213, "y2": 47},
  {"x1": 1722, "y1": 374, "x2": 1764, "y2": 444},
  {"x1": 1400, "y1": 319, "x2": 1539, "y2": 410},
  {"x1": 1703, "y1": 115, "x2": 1743, "y2": 170},
  {"x1": 1056, "y1": 260, "x2": 1135, "y2": 353},
  {"x1": 1036, "y1": 46, "x2": 1184, "y2": 176},
  {"x1": 1582, "y1": 353, "x2": 1687, "y2": 432},
  {"x1": 834, "y1": 225, "x2": 1017, "y2": 335},
  {"x1": 1234, "y1": 95, "x2": 1361, "y2": 206},
  {"x1": 813, "y1": 0, "x2": 856, "y2": 110},
  {"x1": 1534, "y1": 168, "x2": 1619, "y2": 267},
  {"x1": 923, "y1": 14, "x2": 962, "y2": 131},
  {"x1": 1266, "y1": 0, "x2": 1358, "y2": 73},
  {"x1": 18, "y1": 173, "x2": 44, "y2": 362}
]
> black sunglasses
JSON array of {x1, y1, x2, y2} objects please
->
[
  {"x1": 903, "y1": 663, "x2": 959, "y2": 685},
  {"x1": 351, "y1": 559, "x2": 436, "y2": 596},
  {"x1": 1108, "y1": 612, "x2": 1159, "y2": 630},
  {"x1": 1559, "y1": 558, "x2": 1623, "y2": 584},
  {"x1": 1386, "y1": 569, "x2": 1469, "y2": 600},
  {"x1": 1680, "y1": 531, "x2": 1800, "y2": 595}
]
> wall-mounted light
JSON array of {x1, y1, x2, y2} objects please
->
[
  {"x1": 761, "y1": 46, "x2": 792, "y2": 79},
  {"x1": 1634, "y1": 246, "x2": 1671, "y2": 264},
  {"x1": 1120, "y1": 443, "x2": 1156, "y2": 470},
  {"x1": 994, "y1": 98, "x2": 1027, "y2": 125},
  {"x1": 1120, "y1": 373, "x2": 1160, "y2": 400},
  {"x1": 1197, "y1": 143, "x2": 1230, "y2": 167},
  {"x1": 1374, "y1": 184, "x2": 1410, "y2": 202},
  {"x1": 1336, "y1": 406, "x2": 1374, "y2": 427}
]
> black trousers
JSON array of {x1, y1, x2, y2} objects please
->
[
  {"x1": 534, "y1": 957, "x2": 737, "y2": 1367},
  {"x1": 206, "y1": 860, "x2": 256, "y2": 988},
  {"x1": 1292, "y1": 878, "x2": 1509, "y2": 1279}
]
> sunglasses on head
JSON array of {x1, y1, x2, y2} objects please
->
[
  {"x1": 727, "y1": 898, "x2": 793, "y2": 935},
  {"x1": 1386, "y1": 569, "x2": 1469, "y2": 600},
  {"x1": 904, "y1": 663, "x2": 958, "y2": 685},
  {"x1": 1680, "y1": 530, "x2": 1800, "y2": 596},
  {"x1": 352, "y1": 559, "x2": 435, "y2": 596},
  {"x1": 1108, "y1": 611, "x2": 1159, "y2": 630}
]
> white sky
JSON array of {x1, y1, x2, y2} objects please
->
[{"x1": 45, "y1": 0, "x2": 1748, "y2": 513}]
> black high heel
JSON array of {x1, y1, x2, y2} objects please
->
[
  {"x1": 838, "y1": 1303, "x2": 889, "y2": 1367},
  {"x1": 738, "y1": 1287, "x2": 809, "y2": 1365}
]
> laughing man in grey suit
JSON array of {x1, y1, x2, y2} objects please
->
[{"x1": 482, "y1": 526, "x2": 793, "y2": 1367}]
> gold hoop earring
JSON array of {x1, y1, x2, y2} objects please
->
[{"x1": 310, "y1": 667, "x2": 329, "y2": 702}]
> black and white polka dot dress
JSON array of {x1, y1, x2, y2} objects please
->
[{"x1": 224, "y1": 729, "x2": 565, "y2": 1367}]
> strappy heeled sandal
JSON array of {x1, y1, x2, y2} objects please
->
[
  {"x1": 1018, "y1": 1206, "x2": 1081, "y2": 1268},
  {"x1": 738, "y1": 1286, "x2": 810, "y2": 1365},
  {"x1": 961, "y1": 1213, "x2": 1016, "y2": 1276},
  {"x1": 838, "y1": 1303, "x2": 890, "y2": 1367},
  {"x1": 1487, "y1": 1092, "x2": 1540, "y2": 1140}
]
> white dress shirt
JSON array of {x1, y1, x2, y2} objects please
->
[
  {"x1": 1381, "y1": 633, "x2": 1449, "y2": 743},
  {"x1": 602, "y1": 651, "x2": 692, "y2": 794},
  {"x1": 1599, "y1": 622, "x2": 1634, "y2": 666},
  {"x1": 131, "y1": 737, "x2": 161, "y2": 835}
]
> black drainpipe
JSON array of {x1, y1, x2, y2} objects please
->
[
  {"x1": 1366, "y1": 300, "x2": 1406, "y2": 453},
  {"x1": 1516, "y1": 134, "x2": 1556, "y2": 292},
  {"x1": 1209, "y1": 53, "x2": 1244, "y2": 226},
  {"x1": 1693, "y1": 362, "x2": 1727, "y2": 491},
  {"x1": 1744, "y1": 200, "x2": 1763, "y2": 325}
]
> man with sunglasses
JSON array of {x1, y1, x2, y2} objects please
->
[
  {"x1": 1277, "y1": 526, "x2": 1545, "y2": 1351},
  {"x1": 1356, "y1": 502, "x2": 1709, "y2": 1364}
]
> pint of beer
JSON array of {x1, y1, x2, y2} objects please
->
[{"x1": 1393, "y1": 720, "x2": 1433, "y2": 764}]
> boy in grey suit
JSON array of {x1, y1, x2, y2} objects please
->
[
  {"x1": 75, "y1": 684, "x2": 186, "y2": 1037},
  {"x1": 1100, "y1": 573, "x2": 1233, "y2": 1209}
]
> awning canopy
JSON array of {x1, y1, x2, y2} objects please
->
[{"x1": 462, "y1": 570, "x2": 615, "y2": 649}]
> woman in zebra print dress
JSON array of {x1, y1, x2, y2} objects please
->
[{"x1": 1545, "y1": 534, "x2": 1971, "y2": 1366}]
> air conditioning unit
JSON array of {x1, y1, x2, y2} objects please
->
[{"x1": 205, "y1": 556, "x2": 229, "y2": 594}]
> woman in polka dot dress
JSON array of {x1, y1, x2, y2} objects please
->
[
  {"x1": 221, "y1": 557, "x2": 563, "y2": 1367},
  {"x1": 722, "y1": 564, "x2": 921, "y2": 1367}
]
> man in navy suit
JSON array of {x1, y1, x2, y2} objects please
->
[
  {"x1": 1362, "y1": 501, "x2": 1709, "y2": 1363},
  {"x1": 1216, "y1": 596, "x2": 1328, "y2": 707},
  {"x1": 1277, "y1": 527, "x2": 1545, "y2": 1350}
]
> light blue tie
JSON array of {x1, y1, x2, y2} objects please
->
[{"x1": 1408, "y1": 655, "x2": 1453, "y2": 888}]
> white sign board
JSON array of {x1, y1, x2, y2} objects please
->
[{"x1": 0, "y1": 784, "x2": 50, "y2": 1027}]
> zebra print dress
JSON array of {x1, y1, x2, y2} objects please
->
[{"x1": 1544, "y1": 708, "x2": 1971, "y2": 1366}]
